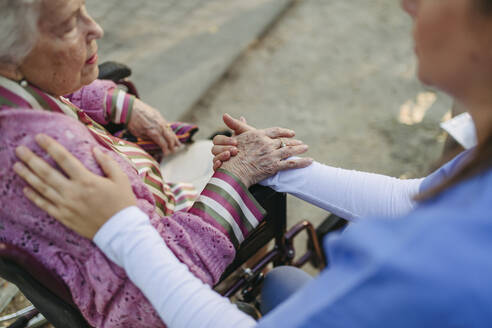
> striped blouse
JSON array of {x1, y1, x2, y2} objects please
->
[{"x1": 0, "y1": 75, "x2": 266, "y2": 252}]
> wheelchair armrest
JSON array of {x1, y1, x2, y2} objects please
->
[{"x1": 219, "y1": 185, "x2": 286, "y2": 280}]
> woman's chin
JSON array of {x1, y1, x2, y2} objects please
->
[{"x1": 81, "y1": 66, "x2": 99, "y2": 86}]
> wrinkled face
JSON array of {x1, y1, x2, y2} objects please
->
[
  {"x1": 402, "y1": 0, "x2": 492, "y2": 99},
  {"x1": 19, "y1": 0, "x2": 103, "y2": 96}
]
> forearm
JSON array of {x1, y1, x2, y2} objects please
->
[
  {"x1": 189, "y1": 168, "x2": 266, "y2": 248},
  {"x1": 149, "y1": 168, "x2": 267, "y2": 286},
  {"x1": 261, "y1": 161, "x2": 423, "y2": 220},
  {"x1": 94, "y1": 168, "x2": 267, "y2": 324},
  {"x1": 94, "y1": 207, "x2": 256, "y2": 328}
]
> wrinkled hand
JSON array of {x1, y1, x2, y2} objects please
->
[
  {"x1": 211, "y1": 115, "x2": 250, "y2": 170},
  {"x1": 128, "y1": 99, "x2": 181, "y2": 156},
  {"x1": 13, "y1": 135, "x2": 137, "y2": 239},
  {"x1": 215, "y1": 114, "x2": 313, "y2": 187}
]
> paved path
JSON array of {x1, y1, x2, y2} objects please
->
[
  {"x1": 86, "y1": 0, "x2": 293, "y2": 120},
  {"x1": 183, "y1": 0, "x2": 453, "y2": 268}
]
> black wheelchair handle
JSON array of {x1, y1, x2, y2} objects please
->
[{"x1": 97, "y1": 61, "x2": 132, "y2": 82}]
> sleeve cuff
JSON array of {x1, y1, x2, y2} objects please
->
[
  {"x1": 170, "y1": 122, "x2": 199, "y2": 144},
  {"x1": 129, "y1": 122, "x2": 200, "y2": 155},
  {"x1": 105, "y1": 88, "x2": 135, "y2": 125},
  {"x1": 189, "y1": 169, "x2": 267, "y2": 248}
]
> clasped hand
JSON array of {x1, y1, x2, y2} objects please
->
[{"x1": 211, "y1": 114, "x2": 313, "y2": 186}]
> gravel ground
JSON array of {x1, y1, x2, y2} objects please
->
[{"x1": 183, "y1": 0, "x2": 453, "y2": 234}]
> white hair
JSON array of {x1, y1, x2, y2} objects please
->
[{"x1": 0, "y1": 0, "x2": 42, "y2": 66}]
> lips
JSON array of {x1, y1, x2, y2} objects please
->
[{"x1": 86, "y1": 53, "x2": 98, "y2": 65}]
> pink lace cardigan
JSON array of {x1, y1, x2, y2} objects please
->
[{"x1": 0, "y1": 79, "x2": 265, "y2": 327}]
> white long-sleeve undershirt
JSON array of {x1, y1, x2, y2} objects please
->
[
  {"x1": 260, "y1": 161, "x2": 424, "y2": 220},
  {"x1": 94, "y1": 206, "x2": 255, "y2": 328}
]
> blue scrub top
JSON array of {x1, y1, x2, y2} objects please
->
[{"x1": 259, "y1": 151, "x2": 492, "y2": 327}]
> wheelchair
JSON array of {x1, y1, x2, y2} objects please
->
[{"x1": 0, "y1": 63, "x2": 347, "y2": 327}]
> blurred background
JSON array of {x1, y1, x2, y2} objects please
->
[
  {"x1": 86, "y1": 0, "x2": 452, "y2": 229},
  {"x1": 1, "y1": 0, "x2": 454, "y2": 326}
]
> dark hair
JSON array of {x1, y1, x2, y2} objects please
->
[{"x1": 418, "y1": 0, "x2": 492, "y2": 201}]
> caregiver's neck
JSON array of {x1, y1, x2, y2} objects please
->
[{"x1": 456, "y1": 85, "x2": 492, "y2": 145}]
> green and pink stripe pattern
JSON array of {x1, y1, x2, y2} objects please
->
[
  {"x1": 189, "y1": 169, "x2": 266, "y2": 248},
  {"x1": 1, "y1": 76, "x2": 267, "y2": 248},
  {"x1": 105, "y1": 88, "x2": 135, "y2": 125}
]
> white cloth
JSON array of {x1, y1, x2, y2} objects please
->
[
  {"x1": 160, "y1": 140, "x2": 215, "y2": 193},
  {"x1": 260, "y1": 161, "x2": 424, "y2": 220},
  {"x1": 94, "y1": 206, "x2": 255, "y2": 328},
  {"x1": 440, "y1": 112, "x2": 478, "y2": 150}
]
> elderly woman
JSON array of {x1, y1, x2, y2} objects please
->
[
  {"x1": 16, "y1": 0, "x2": 492, "y2": 326},
  {"x1": 0, "y1": 0, "x2": 311, "y2": 327}
]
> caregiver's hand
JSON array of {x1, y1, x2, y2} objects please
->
[
  {"x1": 217, "y1": 114, "x2": 313, "y2": 187},
  {"x1": 13, "y1": 134, "x2": 137, "y2": 239},
  {"x1": 128, "y1": 99, "x2": 181, "y2": 156}
]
